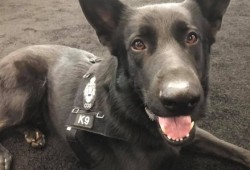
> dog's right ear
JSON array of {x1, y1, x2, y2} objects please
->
[
  {"x1": 186, "y1": 0, "x2": 230, "y2": 36},
  {"x1": 79, "y1": 0, "x2": 127, "y2": 47}
]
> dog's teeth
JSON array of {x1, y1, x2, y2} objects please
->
[
  {"x1": 180, "y1": 138, "x2": 183, "y2": 141},
  {"x1": 186, "y1": 134, "x2": 189, "y2": 138},
  {"x1": 176, "y1": 139, "x2": 179, "y2": 142},
  {"x1": 167, "y1": 136, "x2": 172, "y2": 140}
]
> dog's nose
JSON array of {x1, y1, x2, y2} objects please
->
[{"x1": 159, "y1": 81, "x2": 201, "y2": 113}]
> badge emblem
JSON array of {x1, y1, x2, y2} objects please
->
[{"x1": 83, "y1": 76, "x2": 96, "y2": 110}]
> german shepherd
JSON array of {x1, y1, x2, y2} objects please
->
[{"x1": 0, "y1": 0, "x2": 249, "y2": 169}]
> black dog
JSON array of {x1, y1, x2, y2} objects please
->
[{"x1": 0, "y1": 0, "x2": 249, "y2": 169}]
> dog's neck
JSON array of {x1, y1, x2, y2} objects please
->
[{"x1": 93, "y1": 56, "x2": 164, "y2": 146}]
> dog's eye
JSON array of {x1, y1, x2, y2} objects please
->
[
  {"x1": 131, "y1": 39, "x2": 146, "y2": 51},
  {"x1": 185, "y1": 32, "x2": 198, "y2": 45}
]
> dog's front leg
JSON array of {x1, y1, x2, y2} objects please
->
[
  {"x1": 187, "y1": 126, "x2": 250, "y2": 168},
  {"x1": 0, "y1": 144, "x2": 12, "y2": 170}
]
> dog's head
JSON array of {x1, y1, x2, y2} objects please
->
[{"x1": 79, "y1": 0, "x2": 230, "y2": 145}]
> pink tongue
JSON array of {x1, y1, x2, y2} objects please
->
[{"x1": 158, "y1": 116, "x2": 192, "y2": 140}]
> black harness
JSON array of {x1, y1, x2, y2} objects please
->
[{"x1": 65, "y1": 57, "x2": 129, "y2": 159}]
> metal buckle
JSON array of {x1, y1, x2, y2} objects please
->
[
  {"x1": 89, "y1": 58, "x2": 96, "y2": 63},
  {"x1": 66, "y1": 126, "x2": 72, "y2": 131},
  {"x1": 89, "y1": 57, "x2": 102, "y2": 64},
  {"x1": 72, "y1": 107, "x2": 80, "y2": 113},
  {"x1": 96, "y1": 112, "x2": 105, "y2": 119},
  {"x1": 83, "y1": 73, "x2": 91, "y2": 79}
]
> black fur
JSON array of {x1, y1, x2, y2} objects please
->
[{"x1": 0, "y1": 0, "x2": 249, "y2": 170}]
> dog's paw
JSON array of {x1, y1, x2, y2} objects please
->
[
  {"x1": 24, "y1": 129, "x2": 45, "y2": 148},
  {"x1": 0, "y1": 146, "x2": 12, "y2": 170}
]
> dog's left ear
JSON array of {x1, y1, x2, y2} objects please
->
[
  {"x1": 186, "y1": 0, "x2": 230, "y2": 35},
  {"x1": 79, "y1": 0, "x2": 127, "y2": 47}
]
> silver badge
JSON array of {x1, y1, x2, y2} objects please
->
[{"x1": 83, "y1": 76, "x2": 96, "y2": 110}]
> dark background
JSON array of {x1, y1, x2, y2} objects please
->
[{"x1": 0, "y1": 0, "x2": 249, "y2": 169}]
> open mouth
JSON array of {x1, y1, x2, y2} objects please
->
[{"x1": 145, "y1": 107, "x2": 195, "y2": 145}]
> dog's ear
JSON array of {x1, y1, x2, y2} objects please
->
[
  {"x1": 79, "y1": 0, "x2": 127, "y2": 47},
  {"x1": 187, "y1": 0, "x2": 230, "y2": 35}
]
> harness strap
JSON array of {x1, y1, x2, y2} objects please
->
[
  {"x1": 65, "y1": 56, "x2": 129, "y2": 167},
  {"x1": 65, "y1": 127, "x2": 94, "y2": 169},
  {"x1": 66, "y1": 107, "x2": 128, "y2": 141}
]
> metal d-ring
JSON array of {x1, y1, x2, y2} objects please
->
[
  {"x1": 96, "y1": 112, "x2": 105, "y2": 119},
  {"x1": 72, "y1": 107, "x2": 80, "y2": 113}
]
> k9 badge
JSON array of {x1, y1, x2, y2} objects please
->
[
  {"x1": 74, "y1": 113, "x2": 94, "y2": 129},
  {"x1": 83, "y1": 76, "x2": 96, "y2": 110}
]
